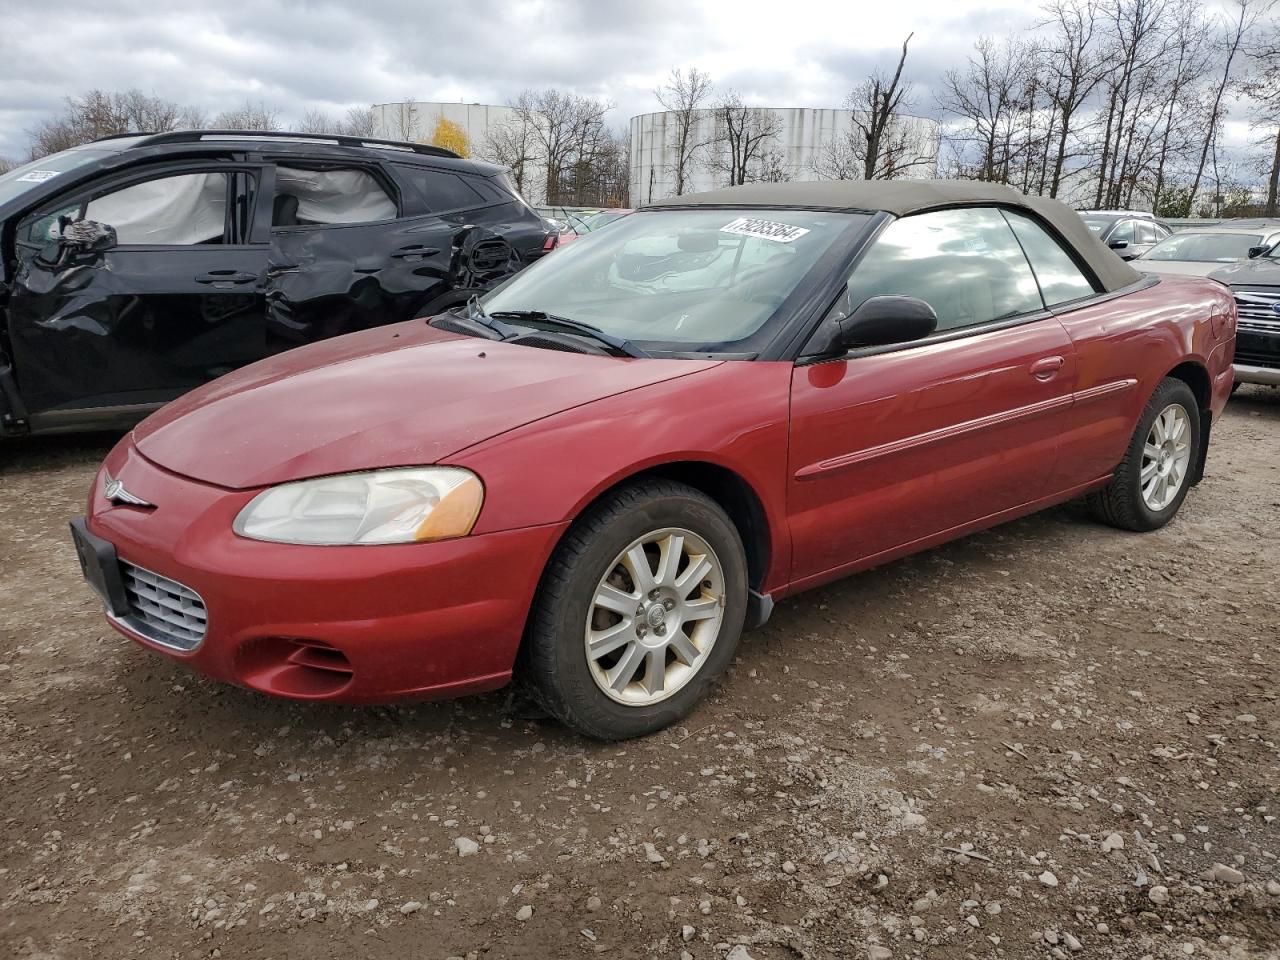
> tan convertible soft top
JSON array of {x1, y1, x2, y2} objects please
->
[{"x1": 645, "y1": 180, "x2": 1142, "y2": 294}]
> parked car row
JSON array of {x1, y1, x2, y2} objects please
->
[
  {"x1": 68, "y1": 172, "x2": 1237, "y2": 739},
  {"x1": 535, "y1": 205, "x2": 634, "y2": 248},
  {"x1": 1126, "y1": 218, "x2": 1280, "y2": 388},
  {"x1": 1076, "y1": 208, "x2": 1173, "y2": 260}
]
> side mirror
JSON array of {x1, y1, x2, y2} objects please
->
[
  {"x1": 63, "y1": 218, "x2": 118, "y2": 254},
  {"x1": 1108, "y1": 239, "x2": 1129, "y2": 251},
  {"x1": 35, "y1": 219, "x2": 116, "y2": 268},
  {"x1": 1248, "y1": 245, "x2": 1268, "y2": 259},
  {"x1": 840, "y1": 295, "x2": 938, "y2": 349}
]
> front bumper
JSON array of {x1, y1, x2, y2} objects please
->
[
  {"x1": 1234, "y1": 363, "x2": 1280, "y2": 386},
  {"x1": 80, "y1": 439, "x2": 566, "y2": 703},
  {"x1": 1232, "y1": 316, "x2": 1280, "y2": 385}
]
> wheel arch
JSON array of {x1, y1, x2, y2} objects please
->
[
  {"x1": 510, "y1": 458, "x2": 778, "y2": 688},
  {"x1": 1165, "y1": 359, "x2": 1210, "y2": 411},
  {"x1": 1162, "y1": 359, "x2": 1212, "y2": 486},
  {"x1": 548, "y1": 459, "x2": 774, "y2": 594},
  {"x1": 629, "y1": 460, "x2": 773, "y2": 593}
]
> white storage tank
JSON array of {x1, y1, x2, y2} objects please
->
[{"x1": 629, "y1": 106, "x2": 941, "y2": 205}]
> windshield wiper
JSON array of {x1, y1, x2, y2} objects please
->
[
  {"x1": 488, "y1": 310, "x2": 650, "y2": 359},
  {"x1": 462, "y1": 294, "x2": 522, "y2": 340}
]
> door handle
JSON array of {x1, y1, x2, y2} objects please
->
[
  {"x1": 390, "y1": 245, "x2": 441, "y2": 260},
  {"x1": 195, "y1": 271, "x2": 258, "y2": 286},
  {"x1": 1030, "y1": 356, "x2": 1065, "y2": 380}
]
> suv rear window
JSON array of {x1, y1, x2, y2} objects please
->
[{"x1": 395, "y1": 165, "x2": 487, "y2": 212}]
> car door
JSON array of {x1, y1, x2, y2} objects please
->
[
  {"x1": 7, "y1": 163, "x2": 269, "y2": 422},
  {"x1": 786, "y1": 206, "x2": 1079, "y2": 586},
  {"x1": 262, "y1": 160, "x2": 518, "y2": 350}
]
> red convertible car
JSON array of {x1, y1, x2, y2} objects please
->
[{"x1": 72, "y1": 181, "x2": 1236, "y2": 739}]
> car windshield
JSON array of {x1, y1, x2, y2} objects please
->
[
  {"x1": 1141, "y1": 232, "x2": 1264, "y2": 262},
  {"x1": 0, "y1": 146, "x2": 122, "y2": 206},
  {"x1": 481, "y1": 208, "x2": 865, "y2": 352},
  {"x1": 1080, "y1": 215, "x2": 1115, "y2": 235}
]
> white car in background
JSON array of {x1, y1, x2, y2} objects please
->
[{"x1": 1136, "y1": 221, "x2": 1280, "y2": 277}]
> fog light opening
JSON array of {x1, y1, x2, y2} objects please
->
[{"x1": 236, "y1": 637, "x2": 355, "y2": 698}]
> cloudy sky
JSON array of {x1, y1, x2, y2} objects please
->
[{"x1": 0, "y1": 0, "x2": 1049, "y2": 161}]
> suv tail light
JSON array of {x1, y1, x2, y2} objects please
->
[{"x1": 542, "y1": 234, "x2": 559, "y2": 252}]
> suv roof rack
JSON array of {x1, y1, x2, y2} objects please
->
[{"x1": 93, "y1": 129, "x2": 460, "y2": 159}]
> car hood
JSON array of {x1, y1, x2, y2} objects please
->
[
  {"x1": 1137, "y1": 260, "x2": 1231, "y2": 277},
  {"x1": 134, "y1": 321, "x2": 720, "y2": 489},
  {"x1": 1208, "y1": 258, "x2": 1280, "y2": 285}
]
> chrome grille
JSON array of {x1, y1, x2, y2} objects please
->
[
  {"x1": 117, "y1": 561, "x2": 207, "y2": 651},
  {"x1": 1233, "y1": 290, "x2": 1280, "y2": 332}
]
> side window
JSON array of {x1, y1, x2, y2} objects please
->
[
  {"x1": 1136, "y1": 221, "x2": 1158, "y2": 245},
  {"x1": 1002, "y1": 210, "x2": 1098, "y2": 307},
  {"x1": 1109, "y1": 219, "x2": 1135, "y2": 244},
  {"x1": 395, "y1": 165, "x2": 486, "y2": 212},
  {"x1": 76, "y1": 172, "x2": 230, "y2": 246},
  {"x1": 273, "y1": 166, "x2": 396, "y2": 227},
  {"x1": 844, "y1": 207, "x2": 1044, "y2": 333}
]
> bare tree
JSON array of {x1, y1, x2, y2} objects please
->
[
  {"x1": 177, "y1": 104, "x2": 209, "y2": 130},
  {"x1": 755, "y1": 147, "x2": 792, "y2": 183},
  {"x1": 27, "y1": 89, "x2": 190, "y2": 158},
  {"x1": 213, "y1": 100, "x2": 280, "y2": 131},
  {"x1": 294, "y1": 105, "x2": 379, "y2": 138},
  {"x1": 1090, "y1": 0, "x2": 1175, "y2": 207},
  {"x1": 939, "y1": 36, "x2": 1034, "y2": 182},
  {"x1": 843, "y1": 33, "x2": 933, "y2": 179},
  {"x1": 297, "y1": 108, "x2": 340, "y2": 134},
  {"x1": 1033, "y1": 0, "x2": 1110, "y2": 197},
  {"x1": 1242, "y1": 12, "x2": 1280, "y2": 214},
  {"x1": 1148, "y1": 0, "x2": 1211, "y2": 213},
  {"x1": 711, "y1": 91, "x2": 783, "y2": 185},
  {"x1": 342, "y1": 105, "x2": 378, "y2": 138},
  {"x1": 387, "y1": 98, "x2": 420, "y2": 141},
  {"x1": 480, "y1": 115, "x2": 543, "y2": 199},
  {"x1": 510, "y1": 88, "x2": 612, "y2": 205},
  {"x1": 1187, "y1": 0, "x2": 1262, "y2": 210},
  {"x1": 654, "y1": 67, "x2": 714, "y2": 195},
  {"x1": 573, "y1": 127, "x2": 632, "y2": 205}
]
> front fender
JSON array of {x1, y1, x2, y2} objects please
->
[{"x1": 452, "y1": 361, "x2": 795, "y2": 593}]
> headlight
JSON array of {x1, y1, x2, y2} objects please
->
[{"x1": 233, "y1": 467, "x2": 484, "y2": 545}]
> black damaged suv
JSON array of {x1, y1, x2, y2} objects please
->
[{"x1": 0, "y1": 131, "x2": 553, "y2": 436}]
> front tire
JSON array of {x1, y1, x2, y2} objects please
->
[
  {"x1": 1089, "y1": 377, "x2": 1200, "y2": 532},
  {"x1": 523, "y1": 479, "x2": 748, "y2": 740}
]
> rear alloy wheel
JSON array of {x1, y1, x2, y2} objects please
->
[
  {"x1": 1089, "y1": 377, "x2": 1200, "y2": 532},
  {"x1": 523, "y1": 480, "x2": 747, "y2": 740},
  {"x1": 1139, "y1": 403, "x2": 1193, "y2": 512}
]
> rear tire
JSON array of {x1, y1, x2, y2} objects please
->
[
  {"x1": 1088, "y1": 377, "x2": 1200, "y2": 532},
  {"x1": 523, "y1": 479, "x2": 748, "y2": 740}
]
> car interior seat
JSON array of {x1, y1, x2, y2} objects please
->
[{"x1": 272, "y1": 194, "x2": 300, "y2": 228}]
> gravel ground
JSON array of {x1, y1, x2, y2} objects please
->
[{"x1": 1, "y1": 388, "x2": 1277, "y2": 960}]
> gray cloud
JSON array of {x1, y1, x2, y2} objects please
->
[{"x1": 0, "y1": 0, "x2": 1037, "y2": 160}]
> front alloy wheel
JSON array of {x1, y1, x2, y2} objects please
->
[
  {"x1": 585, "y1": 528, "x2": 725, "y2": 706},
  {"x1": 523, "y1": 479, "x2": 748, "y2": 740}
]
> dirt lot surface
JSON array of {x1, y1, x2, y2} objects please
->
[{"x1": 1, "y1": 389, "x2": 1277, "y2": 960}]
